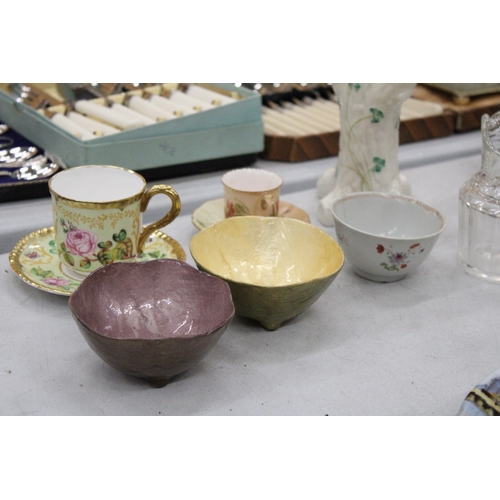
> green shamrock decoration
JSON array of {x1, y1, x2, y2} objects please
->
[
  {"x1": 372, "y1": 157, "x2": 386, "y2": 173},
  {"x1": 370, "y1": 108, "x2": 384, "y2": 123}
]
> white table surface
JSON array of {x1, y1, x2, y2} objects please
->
[{"x1": 1, "y1": 130, "x2": 498, "y2": 416}]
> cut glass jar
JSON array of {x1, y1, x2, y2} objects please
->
[{"x1": 459, "y1": 111, "x2": 500, "y2": 282}]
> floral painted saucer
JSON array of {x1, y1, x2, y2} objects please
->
[
  {"x1": 191, "y1": 198, "x2": 310, "y2": 230},
  {"x1": 457, "y1": 367, "x2": 500, "y2": 416},
  {"x1": 9, "y1": 226, "x2": 186, "y2": 296}
]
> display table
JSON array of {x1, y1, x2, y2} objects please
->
[{"x1": 1, "y1": 130, "x2": 497, "y2": 416}]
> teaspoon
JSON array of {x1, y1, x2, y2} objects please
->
[
  {"x1": 0, "y1": 146, "x2": 38, "y2": 164},
  {"x1": 0, "y1": 162, "x2": 59, "y2": 181}
]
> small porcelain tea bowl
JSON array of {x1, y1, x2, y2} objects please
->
[
  {"x1": 190, "y1": 216, "x2": 344, "y2": 331},
  {"x1": 331, "y1": 192, "x2": 445, "y2": 282},
  {"x1": 68, "y1": 259, "x2": 235, "y2": 387}
]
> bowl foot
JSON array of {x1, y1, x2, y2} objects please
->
[
  {"x1": 354, "y1": 268, "x2": 406, "y2": 283},
  {"x1": 259, "y1": 320, "x2": 283, "y2": 331},
  {"x1": 147, "y1": 376, "x2": 172, "y2": 388}
]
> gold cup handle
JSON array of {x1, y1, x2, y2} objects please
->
[
  {"x1": 138, "y1": 185, "x2": 181, "y2": 253},
  {"x1": 261, "y1": 194, "x2": 278, "y2": 216}
]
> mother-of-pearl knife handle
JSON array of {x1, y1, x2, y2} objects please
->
[
  {"x1": 74, "y1": 101, "x2": 145, "y2": 130},
  {"x1": 127, "y1": 96, "x2": 176, "y2": 121},
  {"x1": 186, "y1": 84, "x2": 237, "y2": 105},
  {"x1": 149, "y1": 94, "x2": 196, "y2": 116},
  {"x1": 67, "y1": 111, "x2": 120, "y2": 136},
  {"x1": 51, "y1": 113, "x2": 96, "y2": 140}
]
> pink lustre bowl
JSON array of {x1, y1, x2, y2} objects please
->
[{"x1": 69, "y1": 259, "x2": 235, "y2": 387}]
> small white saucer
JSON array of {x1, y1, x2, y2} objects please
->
[
  {"x1": 191, "y1": 198, "x2": 310, "y2": 230},
  {"x1": 9, "y1": 226, "x2": 186, "y2": 296}
]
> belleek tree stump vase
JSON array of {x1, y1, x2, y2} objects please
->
[{"x1": 317, "y1": 83, "x2": 416, "y2": 226}]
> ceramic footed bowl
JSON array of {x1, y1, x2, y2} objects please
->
[
  {"x1": 331, "y1": 192, "x2": 445, "y2": 282},
  {"x1": 68, "y1": 259, "x2": 235, "y2": 388},
  {"x1": 190, "y1": 216, "x2": 344, "y2": 331}
]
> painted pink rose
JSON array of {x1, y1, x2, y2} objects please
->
[
  {"x1": 43, "y1": 277, "x2": 69, "y2": 287},
  {"x1": 65, "y1": 229, "x2": 98, "y2": 256}
]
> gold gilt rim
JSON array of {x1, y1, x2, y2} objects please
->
[
  {"x1": 221, "y1": 168, "x2": 283, "y2": 194},
  {"x1": 9, "y1": 226, "x2": 186, "y2": 296},
  {"x1": 9, "y1": 227, "x2": 61, "y2": 294},
  {"x1": 158, "y1": 230, "x2": 186, "y2": 262},
  {"x1": 48, "y1": 165, "x2": 146, "y2": 210}
]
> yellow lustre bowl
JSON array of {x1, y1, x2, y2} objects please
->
[{"x1": 190, "y1": 216, "x2": 344, "y2": 330}]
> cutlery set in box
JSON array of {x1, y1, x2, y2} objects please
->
[{"x1": 0, "y1": 83, "x2": 264, "y2": 177}]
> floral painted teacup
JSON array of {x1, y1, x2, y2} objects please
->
[
  {"x1": 222, "y1": 168, "x2": 282, "y2": 218},
  {"x1": 49, "y1": 165, "x2": 181, "y2": 278}
]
